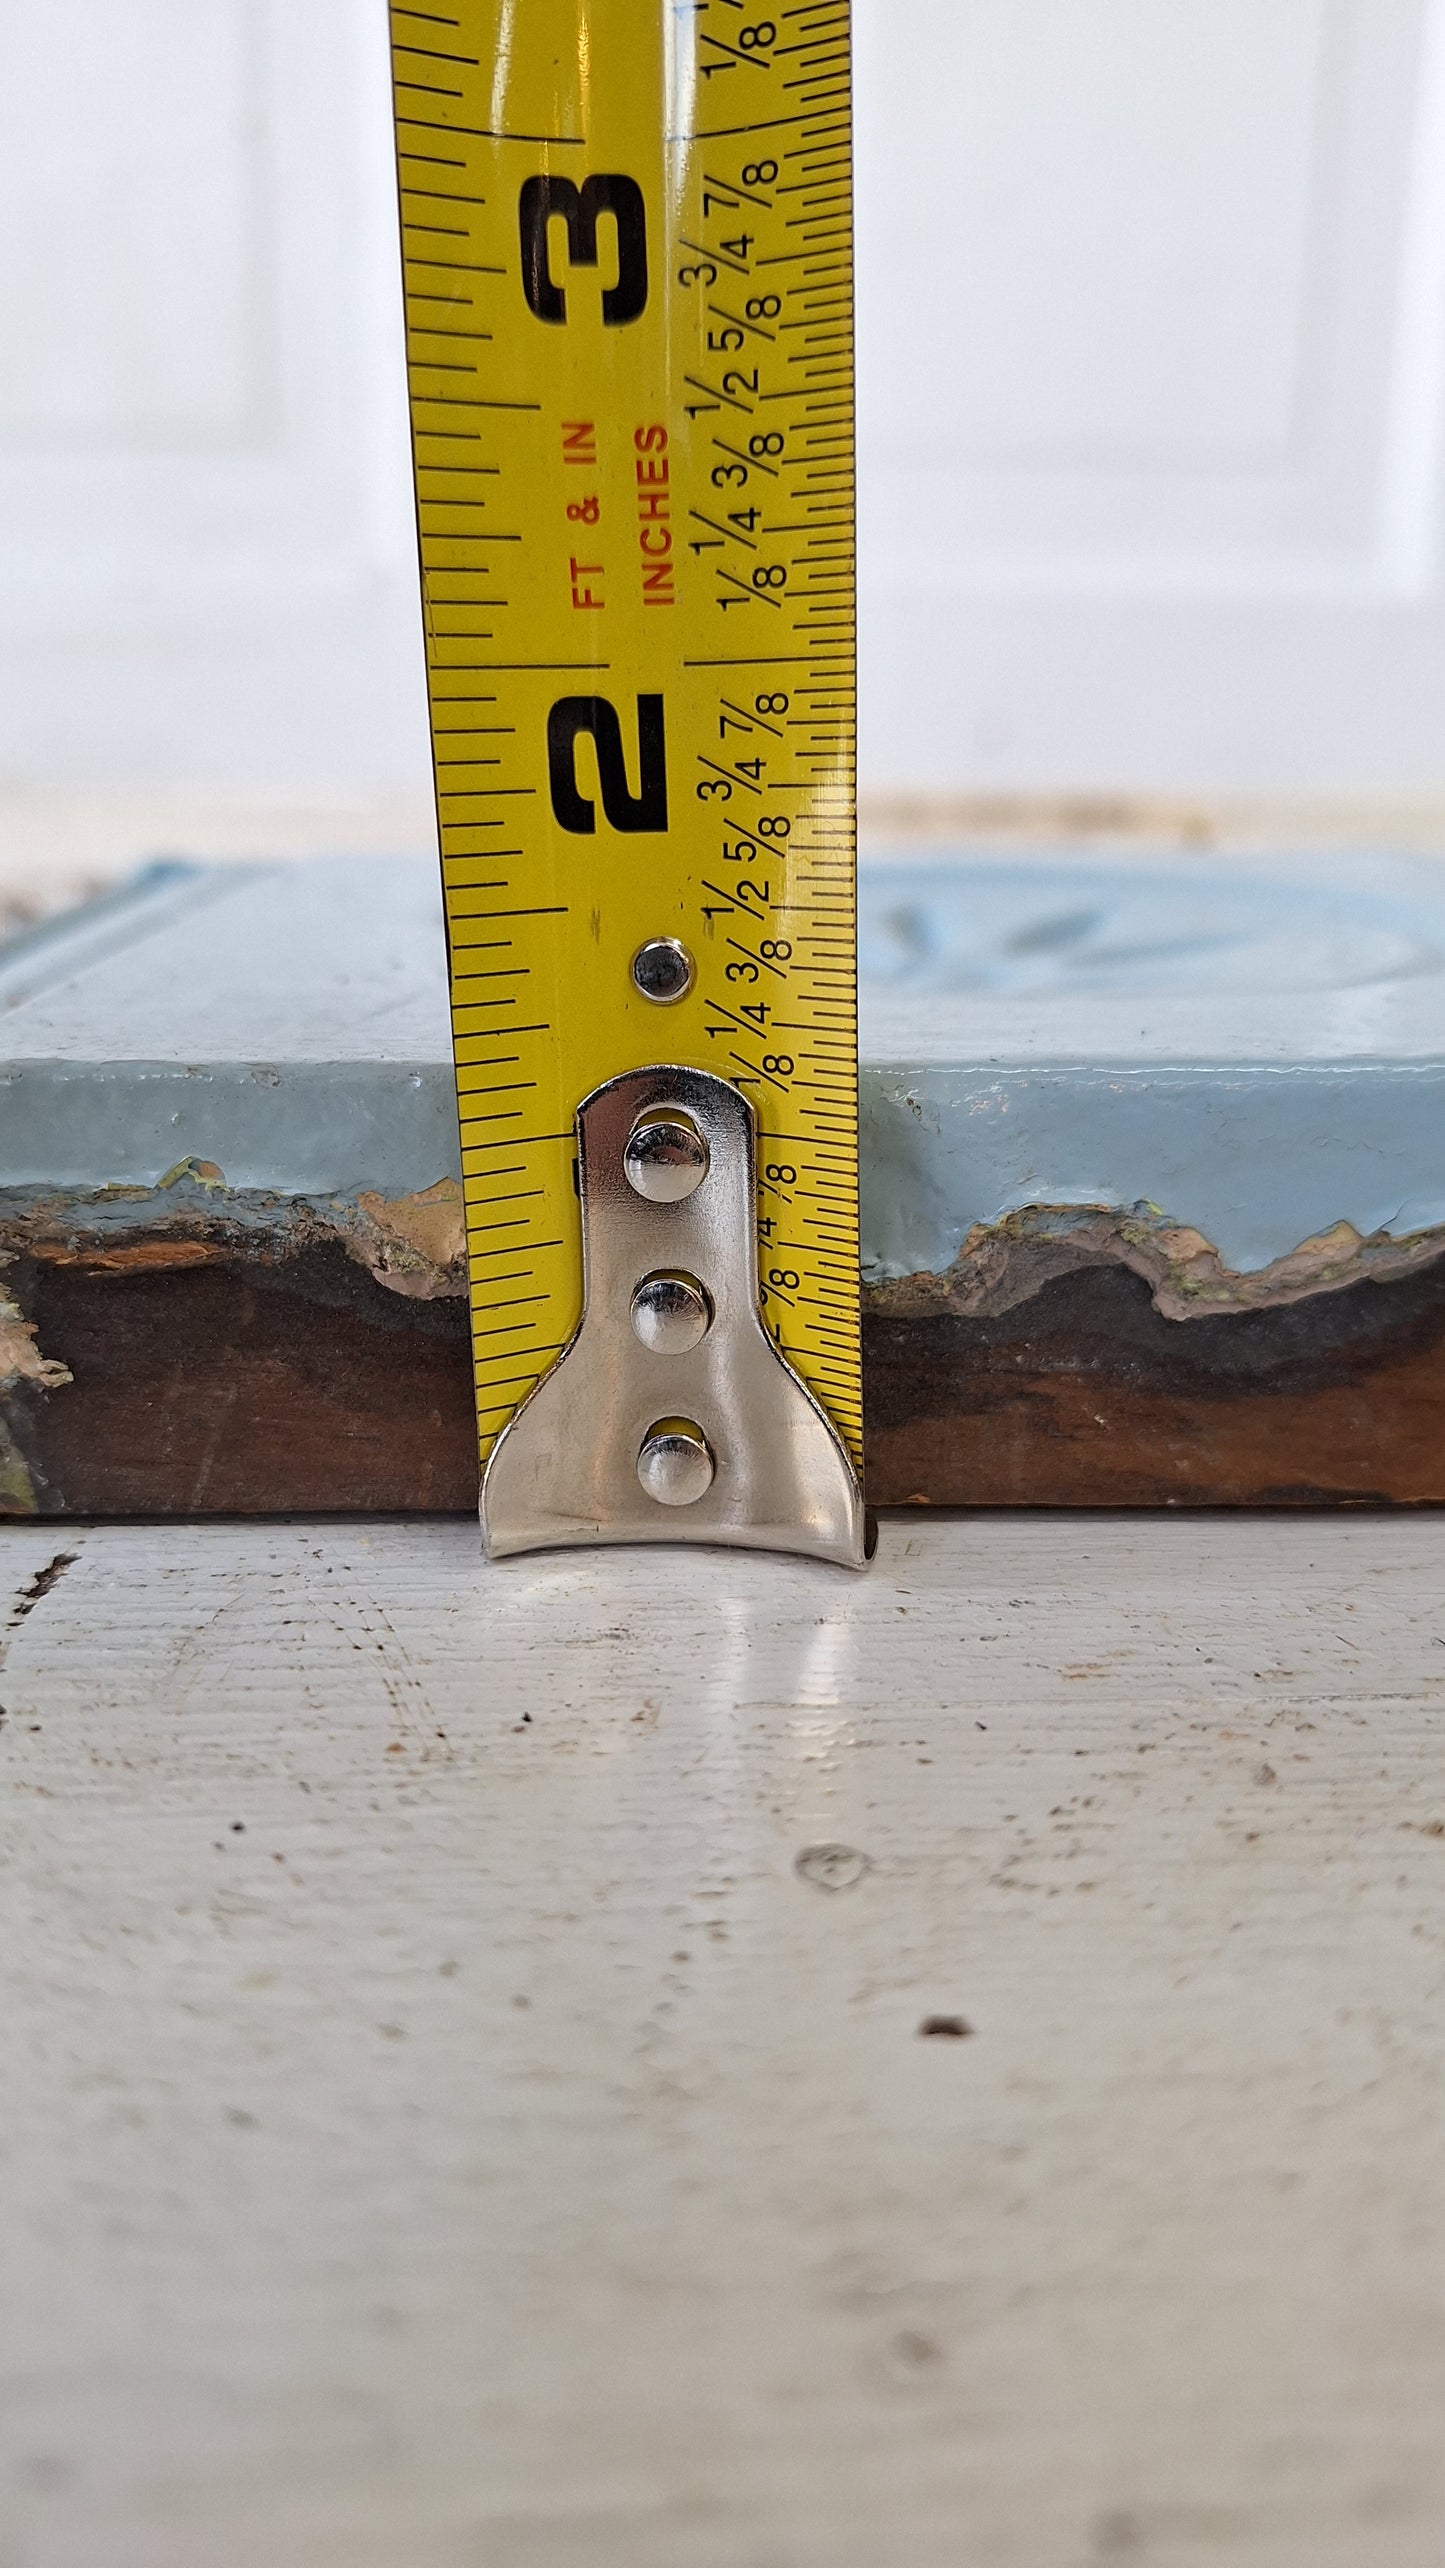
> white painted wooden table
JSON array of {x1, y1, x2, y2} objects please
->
[{"x1": 2, "y1": 1516, "x2": 1444, "y2": 2568}]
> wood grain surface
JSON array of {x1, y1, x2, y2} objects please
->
[
  {"x1": 864, "y1": 1260, "x2": 1445, "y2": 1506},
  {"x1": 5, "y1": 1234, "x2": 1445, "y2": 1513},
  {"x1": 2, "y1": 1514, "x2": 1444, "y2": 2566}
]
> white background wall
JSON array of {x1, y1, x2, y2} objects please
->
[
  {"x1": 3, "y1": 0, "x2": 1445, "y2": 892},
  {"x1": 0, "y1": 1, "x2": 426, "y2": 842},
  {"x1": 856, "y1": 0, "x2": 1445, "y2": 804}
]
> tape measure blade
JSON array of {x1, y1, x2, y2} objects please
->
[{"x1": 389, "y1": 0, "x2": 861, "y2": 1476}]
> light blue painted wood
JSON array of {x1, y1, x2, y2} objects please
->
[{"x1": 4, "y1": 851, "x2": 1445, "y2": 1275}]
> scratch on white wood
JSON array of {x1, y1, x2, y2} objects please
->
[{"x1": 0, "y1": 1516, "x2": 1444, "y2": 2568}]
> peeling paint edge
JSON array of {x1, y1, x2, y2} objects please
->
[
  {"x1": 0, "y1": 1178, "x2": 469, "y2": 1308},
  {"x1": 5, "y1": 1180, "x2": 1445, "y2": 1338},
  {"x1": 867, "y1": 1201, "x2": 1445, "y2": 1325},
  {"x1": 0, "y1": 1274, "x2": 74, "y2": 1395},
  {"x1": 0, "y1": 1269, "x2": 73, "y2": 1513}
]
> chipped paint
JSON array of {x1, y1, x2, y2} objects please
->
[
  {"x1": 39, "y1": 1239, "x2": 227, "y2": 1273},
  {"x1": 6, "y1": 1176, "x2": 1444, "y2": 1337},
  {"x1": 0, "y1": 1276, "x2": 72, "y2": 1392},
  {"x1": 354, "y1": 1180, "x2": 466, "y2": 1298},
  {"x1": 0, "y1": 1272, "x2": 71, "y2": 1515},
  {"x1": 0, "y1": 1177, "x2": 467, "y2": 1306},
  {"x1": 868, "y1": 1201, "x2": 1445, "y2": 1326}
]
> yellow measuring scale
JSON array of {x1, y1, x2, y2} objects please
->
[{"x1": 389, "y1": 0, "x2": 864, "y2": 1564}]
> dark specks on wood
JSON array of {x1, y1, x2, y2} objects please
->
[
  {"x1": 0, "y1": 1548, "x2": 78, "y2": 1672},
  {"x1": 9, "y1": 1549, "x2": 77, "y2": 1622}
]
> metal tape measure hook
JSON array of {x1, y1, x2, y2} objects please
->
[{"x1": 482, "y1": 1066, "x2": 868, "y2": 1567}]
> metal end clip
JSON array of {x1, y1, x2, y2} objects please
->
[{"x1": 481, "y1": 1066, "x2": 868, "y2": 1567}]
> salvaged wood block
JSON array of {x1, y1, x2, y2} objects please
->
[{"x1": 4, "y1": 851, "x2": 1445, "y2": 1514}]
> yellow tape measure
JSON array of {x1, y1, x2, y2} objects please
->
[{"x1": 389, "y1": 0, "x2": 860, "y2": 1499}]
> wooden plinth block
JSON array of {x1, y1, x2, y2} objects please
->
[
  {"x1": 7, "y1": 851, "x2": 1445, "y2": 1516},
  {"x1": 6, "y1": 1222, "x2": 1445, "y2": 1516}
]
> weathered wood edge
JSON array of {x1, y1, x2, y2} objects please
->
[{"x1": 5, "y1": 1187, "x2": 1445, "y2": 1514}]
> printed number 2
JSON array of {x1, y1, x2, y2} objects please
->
[{"x1": 547, "y1": 696, "x2": 668, "y2": 833}]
